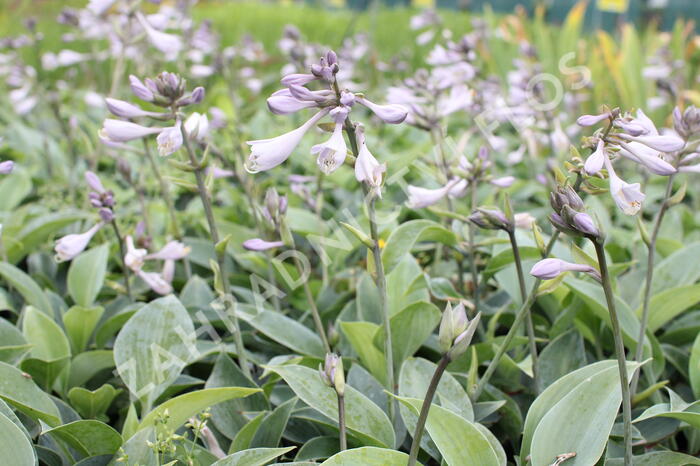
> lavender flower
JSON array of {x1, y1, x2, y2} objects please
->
[
  {"x1": 0, "y1": 161, "x2": 14, "y2": 175},
  {"x1": 243, "y1": 239, "x2": 285, "y2": 251},
  {"x1": 530, "y1": 258, "x2": 599, "y2": 281},
  {"x1": 354, "y1": 125, "x2": 386, "y2": 196},
  {"x1": 55, "y1": 222, "x2": 104, "y2": 262}
]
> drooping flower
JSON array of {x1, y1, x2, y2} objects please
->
[
  {"x1": 156, "y1": 123, "x2": 183, "y2": 157},
  {"x1": 354, "y1": 125, "x2": 386, "y2": 195},
  {"x1": 105, "y1": 98, "x2": 166, "y2": 119},
  {"x1": 55, "y1": 222, "x2": 104, "y2": 262},
  {"x1": 184, "y1": 113, "x2": 209, "y2": 142},
  {"x1": 356, "y1": 96, "x2": 408, "y2": 124},
  {"x1": 406, "y1": 178, "x2": 461, "y2": 209},
  {"x1": 247, "y1": 108, "x2": 330, "y2": 173},
  {"x1": 603, "y1": 155, "x2": 645, "y2": 215},
  {"x1": 136, "y1": 13, "x2": 183, "y2": 58},
  {"x1": 243, "y1": 238, "x2": 285, "y2": 251},
  {"x1": 312, "y1": 106, "x2": 350, "y2": 175},
  {"x1": 100, "y1": 119, "x2": 163, "y2": 143}
]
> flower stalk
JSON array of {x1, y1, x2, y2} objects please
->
[
  {"x1": 111, "y1": 219, "x2": 133, "y2": 300},
  {"x1": 180, "y1": 129, "x2": 250, "y2": 378},
  {"x1": 593, "y1": 239, "x2": 633, "y2": 466},
  {"x1": 630, "y1": 175, "x2": 675, "y2": 396},
  {"x1": 507, "y1": 229, "x2": 539, "y2": 389}
]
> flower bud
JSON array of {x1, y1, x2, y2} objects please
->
[
  {"x1": 468, "y1": 208, "x2": 512, "y2": 231},
  {"x1": 319, "y1": 353, "x2": 345, "y2": 396},
  {"x1": 448, "y1": 312, "x2": 481, "y2": 360},
  {"x1": 438, "y1": 303, "x2": 468, "y2": 353},
  {"x1": 576, "y1": 112, "x2": 610, "y2": 127}
]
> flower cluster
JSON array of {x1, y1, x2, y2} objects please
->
[
  {"x1": 577, "y1": 108, "x2": 690, "y2": 214},
  {"x1": 247, "y1": 50, "x2": 407, "y2": 195},
  {"x1": 549, "y1": 184, "x2": 600, "y2": 238},
  {"x1": 54, "y1": 171, "x2": 114, "y2": 262},
  {"x1": 124, "y1": 236, "x2": 190, "y2": 295},
  {"x1": 100, "y1": 72, "x2": 206, "y2": 156},
  {"x1": 437, "y1": 302, "x2": 480, "y2": 360},
  {"x1": 406, "y1": 146, "x2": 514, "y2": 209}
]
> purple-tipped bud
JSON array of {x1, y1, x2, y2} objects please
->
[
  {"x1": 0, "y1": 160, "x2": 14, "y2": 174},
  {"x1": 319, "y1": 353, "x2": 344, "y2": 396},
  {"x1": 469, "y1": 208, "x2": 512, "y2": 231},
  {"x1": 530, "y1": 258, "x2": 597, "y2": 280},
  {"x1": 99, "y1": 208, "x2": 114, "y2": 223},
  {"x1": 326, "y1": 50, "x2": 338, "y2": 66},
  {"x1": 190, "y1": 86, "x2": 205, "y2": 104},
  {"x1": 281, "y1": 73, "x2": 318, "y2": 87},
  {"x1": 340, "y1": 90, "x2": 355, "y2": 106},
  {"x1": 572, "y1": 212, "x2": 599, "y2": 237},
  {"x1": 129, "y1": 75, "x2": 154, "y2": 102},
  {"x1": 85, "y1": 171, "x2": 105, "y2": 194},
  {"x1": 615, "y1": 120, "x2": 646, "y2": 137},
  {"x1": 576, "y1": 112, "x2": 610, "y2": 127}
]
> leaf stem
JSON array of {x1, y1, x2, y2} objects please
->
[
  {"x1": 407, "y1": 353, "x2": 450, "y2": 466},
  {"x1": 337, "y1": 393, "x2": 347, "y2": 451},
  {"x1": 508, "y1": 229, "x2": 539, "y2": 390},
  {"x1": 593, "y1": 239, "x2": 632, "y2": 466}
]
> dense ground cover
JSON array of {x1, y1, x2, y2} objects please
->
[{"x1": 1, "y1": 1, "x2": 700, "y2": 465}]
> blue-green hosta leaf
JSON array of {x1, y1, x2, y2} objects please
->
[
  {"x1": 691, "y1": 332, "x2": 700, "y2": 400},
  {"x1": 43, "y1": 420, "x2": 122, "y2": 457},
  {"x1": 22, "y1": 306, "x2": 70, "y2": 361},
  {"x1": 62, "y1": 305, "x2": 104, "y2": 354},
  {"x1": 381, "y1": 220, "x2": 456, "y2": 274},
  {"x1": 0, "y1": 263, "x2": 51, "y2": 314},
  {"x1": 212, "y1": 447, "x2": 296, "y2": 466},
  {"x1": 0, "y1": 361, "x2": 61, "y2": 426},
  {"x1": 529, "y1": 361, "x2": 643, "y2": 466},
  {"x1": 321, "y1": 447, "x2": 412, "y2": 465},
  {"x1": 640, "y1": 284, "x2": 700, "y2": 332},
  {"x1": 396, "y1": 396, "x2": 502, "y2": 466},
  {"x1": 67, "y1": 244, "x2": 109, "y2": 307},
  {"x1": 0, "y1": 411, "x2": 35, "y2": 466},
  {"x1": 114, "y1": 295, "x2": 195, "y2": 411},
  {"x1": 268, "y1": 364, "x2": 394, "y2": 448},
  {"x1": 235, "y1": 305, "x2": 325, "y2": 358},
  {"x1": 522, "y1": 360, "x2": 617, "y2": 459},
  {"x1": 138, "y1": 387, "x2": 261, "y2": 437}
]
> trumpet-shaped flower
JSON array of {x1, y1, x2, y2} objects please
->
[
  {"x1": 156, "y1": 123, "x2": 183, "y2": 157},
  {"x1": 184, "y1": 113, "x2": 209, "y2": 142},
  {"x1": 267, "y1": 89, "x2": 319, "y2": 115},
  {"x1": 354, "y1": 126, "x2": 386, "y2": 194},
  {"x1": 312, "y1": 107, "x2": 350, "y2": 175},
  {"x1": 406, "y1": 178, "x2": 461, "y2": 209},
  {"x1": 105, "y1": 98, "x2": 166, "y2": 119},
  {"x1": 356, "y1": 96, "x2": 408, "y2": 124},
  {"x1": 55, "y1": 222, "x2": 103, "y2": 262},
  {"x1": 247, "y1": 108, "x2": 330, "y2": 173},
  {"x1": 137, "y1": 13, "x2": 183, "y2": 58},
  {"x1": 604, "y1": 155, "x2": 645, "y2": 215},
  {"x1": 100, "y1": 119, "x2": 163, "y2": 143}
]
